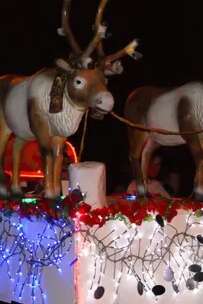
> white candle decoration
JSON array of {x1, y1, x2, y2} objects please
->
[{"x1": 68, "y1": 162, "x2": 107, "y2": 209}]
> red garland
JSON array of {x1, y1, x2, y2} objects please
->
[
  {"x1": 57, "y1": 195, "x2": 203, "y2": 226},
  {"x1": 0, "y1": 194, "x2": 202, "y2": 228}
]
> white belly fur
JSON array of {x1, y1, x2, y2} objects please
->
[
  {"x1": 4, "y1": 72, "x2": 85, "y2": 140},
  {"x1": 147, "y1": 82, "x2": 203, "y2": 146},
  {"x1": 147, "y1": 90, "x2": 185, "y2": 146},
  {"x1": 5, "y1": 78, "x2": 34, "y2": 139}
]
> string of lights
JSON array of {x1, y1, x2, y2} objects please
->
[
  {"x1": 0, "y1": 190, "x2": 203, "y2": 303},
  {"x1": 0, "y1": 212, "x2": 74, "y2": 304},
  {"x1": 78, "y1": 212, "x2": 203, "y2": 302}
]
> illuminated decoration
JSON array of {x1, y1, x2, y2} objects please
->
[
  {"x1": 65, "y1": 141, "x2": 78, "y2": 164},
  {"x1": 0, "y1": 212, "x2": 74, "y2": 304},
  {"x1": 0, "y1": 189, "x2": 84, "y2": 304},
  {"x1": 4, "y1": 138, "x2": 77, "y2": 179},
  {"x1": 77, "y1": 211, "x2": 203, "y2": 303},
  {"x1": 0, "y1": 191, "x2": 203, "y2": 303}
]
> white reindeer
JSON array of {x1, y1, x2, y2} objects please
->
[
  {"x1": 0, "y1": 0, "x2": 138, "y2": 199},
  {"x1": 125, "y1": 82, "x2": 203, "y2": 200}
]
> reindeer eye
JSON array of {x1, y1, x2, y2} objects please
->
[{"x1": 73, "y1": 77, "x2": 87, "y2": 89}]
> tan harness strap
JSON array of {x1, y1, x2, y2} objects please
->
[
  {"x1": 78, "y1": 109, "x2": 89, "y2": 162},
  {"x1": 110, "y1": 111, "x2": 203, "y2": 136}
]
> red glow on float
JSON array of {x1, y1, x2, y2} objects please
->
[{"x1": 4, "y1": 137, "x2": 77, "y2": 180}]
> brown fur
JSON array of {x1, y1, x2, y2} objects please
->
[
  {"x1": 0, "y1": 67, "x2": 113, "y2": 199},
  {"x1": 125, "y1": 87, "x2": 203, "y2": 200}
]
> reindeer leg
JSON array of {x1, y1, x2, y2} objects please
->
[
  {"x1": 178, "y1": 97, "x2": 203, "y2": 200},
  {"x1": 127, "y1": 128, "x2": 149, "y2": 198},
  {"x1": 141, "y1": 138, "x2": 160, "y2": 186},
  {"x1": 10, "y1": 137, "x2": 25, "y2": 197},
  {"x1": 186, "y1": 137, "x2": 203, "y2": 201},
  {"x1": 29, "y1": 98, "x2": 55, "y2": 198},
  {"x1": 40, "y1": 147, "x2": 55, "y2": 199},
  {"x1": 0, "y1": 110, "x2": 11, "y2": 198},
  {"x1": 0, "y1": 129, "x2": 11, "y2": 198},
  {"x1": 193, "y1": 160, "x2": 203, "y2": 201},
  {"x1": 51, "y1": 136, "x2": 66, "y2": 198}
]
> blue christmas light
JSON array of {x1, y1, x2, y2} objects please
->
[{"x1": 0, "y1": 212, "x2": 74, "y2": 304}]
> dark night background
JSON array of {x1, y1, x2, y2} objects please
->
[{"x1": 0, "y1": 0, "x2": 202, "y2": 195}]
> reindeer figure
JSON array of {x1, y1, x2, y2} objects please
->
[
  {"x1": 0, "y1": 0, "x2": 138, "y2": 199},
  {"x1": 125, "y1": 82, "x2": 203, "y2": 201}
]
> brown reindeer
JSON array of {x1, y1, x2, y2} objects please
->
[
  {"x1": 124, "y1": 83, "x2": 203, "y2": 201},
  {"x1": 0, "y1": 0, "x2": 138, "y2": 199}
]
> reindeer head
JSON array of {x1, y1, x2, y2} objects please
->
[{"x1": 55, "y1": 0, "x2": 141, "y2": 119}]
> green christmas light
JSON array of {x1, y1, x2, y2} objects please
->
[{"x1": 21, "y1": 198, "x2": 37, "y2": 204}]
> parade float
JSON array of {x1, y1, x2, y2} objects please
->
[
  {"x1": 0, "y1": 1, "x2": 203, "y2": 304},
  {"x1": 0, "y1": 179, "x2": 203, "y2": 304}
]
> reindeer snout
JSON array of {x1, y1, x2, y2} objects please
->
[{"x1": 92, "y1": 91, "x2": 114, "y2": 112}]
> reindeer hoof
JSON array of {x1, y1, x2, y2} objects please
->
[
  {"x1": 54, "y1": 188, "x2": 62, "y2": 199},
  {"x1": 193, "y1": 191, "x2": 203, "y2": 202},
  {"x1": 10, "y1": 192, "x2": 24, "y2": 200},
  {"x1": 44, "y1": 190, "x2": 56, "y2": 200},
  {"x1": 10, "y1": 187, "x2": 23, "y2": 199},
  {"x1": 44, "y1": 188, "x2": 62, "y2": 200},
  {"x1": 137, "y1": 196, "x2": 149, "y2": 204},
  {"x1": 0, "y1": 184, "x2": 10, "y2": 199}
]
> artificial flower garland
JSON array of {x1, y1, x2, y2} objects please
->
[{"x1": 0, "y1": 189, "x2": 202, "y2": 227}]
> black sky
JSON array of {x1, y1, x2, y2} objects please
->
[{"x1": 0, "y1": 0, "x2": 202, "y2": 193}]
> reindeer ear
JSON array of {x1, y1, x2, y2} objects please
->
[{"x1": 55, "y1": 58, "x2": 74, "y2": 74}]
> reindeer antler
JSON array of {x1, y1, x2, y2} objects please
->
[
  {"x1": 81, "y1": 0, "x2": 109, "y2": 60},
  {"x1": 57, "y1": 0, "x2": 141, "y2": 72},
  {"x1": 104, "y1": 39, "x2": 139, "y2": 65},
  {"x1": 100, "y1": 39, "x2": 141, "y2": 75},
  {"x1": 58, "y1": 0, "x2": 82, "y2": 55}
]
